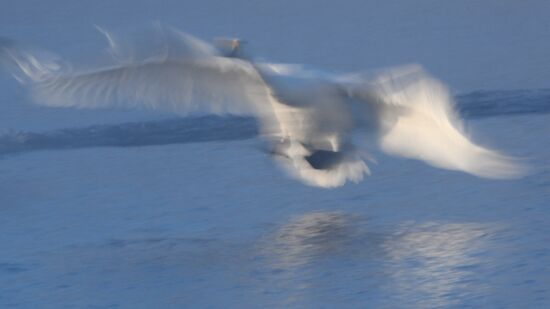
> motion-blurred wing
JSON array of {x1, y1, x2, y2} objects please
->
[
  {"x1": 354, "y1": 65, "x2": 525, "y2": 179},
  {"x1": 0, "y1": 28, "x2": 270, "y2": 116}
]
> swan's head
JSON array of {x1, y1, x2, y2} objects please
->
[{"x1": 214, "y1": 38, "x2": 247, "y2": 58}]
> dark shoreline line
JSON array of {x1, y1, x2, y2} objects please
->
[{"x1": 1, "y1": 89, "x2": 549, "y2": 157}]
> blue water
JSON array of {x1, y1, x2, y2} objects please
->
[
  {"x1": 0, "y1": 92, "x2": 548, "y2": 308},
  {"x1": 1, "y1": 89, "x2": 549, "y2": 157},
  {"x1": 1, "y1": 1, "x2": 549, "y2": 308}
]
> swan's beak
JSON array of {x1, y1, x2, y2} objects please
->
[
  {"x1": 214, "y1": 38, "x2": 247, "y2": 58},
  {"x1": 230, "y1": 39, "x2": 240, "y2": 50}
]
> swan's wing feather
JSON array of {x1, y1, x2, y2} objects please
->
[
  {"x1": 31, "y1": 58, "x2": 267, "y2": 115},
  {"x1": 0, "y1": 29, "x2": 270, "y2": 116},
  {"x1": 351, "y1": 65, "x2": 525, "y2": 179}
]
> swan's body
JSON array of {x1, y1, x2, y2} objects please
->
[{"x1": 0, "y1": 26, "x2": 524, "y2": 187}]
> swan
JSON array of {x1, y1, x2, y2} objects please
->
[{"x1": 0, "y1": 25, "x2": 524, "y2": 187}]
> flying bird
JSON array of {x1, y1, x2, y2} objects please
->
[{"x1": 0, "y1": 25, "x2": 524, "y2": 187}]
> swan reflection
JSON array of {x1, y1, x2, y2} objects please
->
[
  {"x1": 258, "y1": 212, "x2": 498, "y2": 308},
  {"x1": 382, "y1": 222, "x2": 496, "y2": 307},
  {"x1": 260, "y1": 211, "x2": 363, "y2": 268}
]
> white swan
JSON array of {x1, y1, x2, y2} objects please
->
[{"x1": 0, "y1": 26, "x2": 524, "y2": 187}]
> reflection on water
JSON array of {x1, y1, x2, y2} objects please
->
[
  {"x1": 28, "y1": 210, "x2": 505, "y2": 308},
  {"x1": 260, "y1": 211, "x2": 362, "y2": 269},
  {"x1": 256, "y1": 211, "x2": 498, "y2": 308},
  {"x1": 383, "y1": 222, "x2": 496, "y2": 308},
  {"x1": 255, "y1": 211, "x2": 371, "y2": 307}
]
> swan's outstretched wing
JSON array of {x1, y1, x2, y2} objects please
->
[
  {"x1": 353, "y1": 65, "x2": 525, "y2": 179},
  {"x1": 1, "y1": 28, "x2": 525, "y2": 186},
  {"x1": 0, "y1": 27, "x2": 270, "y2": 116}
]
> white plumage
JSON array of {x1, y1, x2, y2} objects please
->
[{"x1": 0, "y1": 26, "x2": 524, "y2": 187}]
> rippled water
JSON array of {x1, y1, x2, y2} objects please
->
[
  {"x1": 1, "y1": 107, "x2": 548, "y2": 308},
  {"x1": 1, "y1": 1, "x2": 549, "y2": 307},
  {"x1": 1, "y1": 89, "x2": 548, "y2": 157}
]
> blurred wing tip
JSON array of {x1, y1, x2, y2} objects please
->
[
  {"x1": 448, "y1": 149, "x2": 530, "y2": 180},
  {"x1": 485, "y1": 156, "x2": 531, "y2": 180}
]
